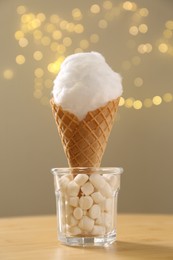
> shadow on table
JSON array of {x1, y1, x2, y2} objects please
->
[
  {"x1": 110, "y1": 241, "x2": 173, "y2": 259},
  {"x1": 55, "y1": 241, "x2": 173, "y2": 260}
]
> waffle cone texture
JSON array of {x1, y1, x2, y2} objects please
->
[{"x1": 50, "y1": 98, "x2": 120, "y2": 167}]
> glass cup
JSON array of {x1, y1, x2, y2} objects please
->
[{"x1": 51, "y1": 167, "x2": 123, "y2": 247}]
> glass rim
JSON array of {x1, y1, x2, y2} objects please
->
[{"x1": 51, "y1": 167, "x2": 123, "y2": 176}]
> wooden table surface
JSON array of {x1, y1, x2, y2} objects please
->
[{"x1": 0, "y1": 214, "x2": 173, "y2": 260}]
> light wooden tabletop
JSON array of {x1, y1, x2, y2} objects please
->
[{"x1": 0, "y1": 214, "x2": 173, "y2": 260}]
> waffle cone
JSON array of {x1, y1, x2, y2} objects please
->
[{"x1": 50, "y1": 98, "x2": 120, "y2": 167}]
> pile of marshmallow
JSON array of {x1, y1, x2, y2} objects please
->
[{"x1": 58, "y1": 173, "x2": 120, "y2": 236}]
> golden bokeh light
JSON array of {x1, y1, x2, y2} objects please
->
[
  {"x1": 50, "y1": 14, "x2": 60, "y2": 23},
  {"x1": 44, "y1": 23, "x2": 56, "y2": 33},
  {"x1": 57, "y1": 44, "x2": 66, "y2": 54},
  {"x1": 134, "y1": 77, "x2": 143, "y2": 87},
  {"x1": 21, "y1": 24, "x2": 29, "y2": 33},
  {"x1": 138, "y1": 44, "x2": 152, "y2": 54},
  {"x1": 20, "y1": 13, "x2": 42, "y2": 31},
  {"x1": 33, "y1": 30, "x2": 43, "y2": 40},
  {"x1": 66, "y1": 23, "x2": 75, "y2": 32},
  {"x1": 133, "y1": 100, "x2": 142, "y2": 109},
  {"x1": 163, "y1": 29, "x2": 173, "y2": 39},
  {"x1": 34, "y1": 78, "x2": 42, "y2": 86},
  {"x1": 52, "y1": 30, "x2": 62, "y2": 40},
  {"x1": 74, "y1": 24, "x2": 84, "y2": 34},
  {"x1": 119, "y1": 97, "x2": 125, "y2": 106},
  {"x1": 33, "y1": 51, "x2": 43, "y2": 61},
  {"x1": 16, "y1": 55, "x2": 25, "y2": 65},
  {"x1": 158, "y1": 43, "x2": 168, "y2": 53},
  {"x1": 34, "y1": 68, "x2": 44, "y2": 78},
  {"x1": 17, "y1": 5, "x2": 26, "y2": 15},
  {"x1": 123, "y1": 1, "x2": 137, "y2": 11},
  {"x1": 163, "y1": 93, "x2": 173, "y2": 102},
  {"x1": 37, "y1": 13, "x2": 46, "y2": 22},
  {"x1": 144, "y1": 98, "x2": 152, "y2": 108},
  {"x1": 47, "y1": 58, "x2": 64, "y2": 74},
  {"x1": 79, "y1": 39, "x2": 89, "y2": 49},
  {"x1": 58, "y1": 56, "x2": 66, "y2": 63},
  {"x1": 63, "y1": 37, "x2": 72, "y2": 47},
  {"x1": 72, "y1": 8, "x2": 82, "y2": 21},
  {"x1": 12, "y1": 4, "x2": 173, "y2": 109},
  {"x1": 44, "y1": 79, "x2": 53, "y2": 88},
  {"x1": 145, "y1": 43, "x2": 152, "y2": 53},
  {"x1": 139, "y1": 8, "x2": 149, "y2": 17},
  {"x1": 138, "y1": 24, "x2": 148, "y2": 34},
  {"x1": 165, "y1": 20, "x2": 173, "y2": 30},
  {"x1": 15, "y1": 31, "x2": 24, "y2": 40},
  {"x1": 21, "y1": 13, "x2": 35, "y2": 23},
  {"x1": 152, "y1": 96, "x2": 162, "y2": 105},
  {"x1": 18, "y1": 37, "x2": 29, "y2": 47},
  {"x1": 90, "y1": 4, "x2": 101, "y2": 14},
  {"x1": 103, "y1": 1, "x2": 113, "y2": 10},
  {"x1": 129, "y1": 26, "x2": 138, "y2": 36},
  {"x1": 60, "y1": 20, "x2": 68, "y2": 30},
  {"x1": 125, "y1": 98, "x2": 134, "y2": 108},
  {"x1": 138, "y1": 44, "x2": 146, "y2": 54},
  {"x1": 3, "y1": 69, "x2": 14, "y2": 80},
  {"x1": 50, "y1": 42, "x2": 58, "y2": 52},
  {"x1": 90, "y1": 33, "x2": 100, "y2": 43},
  {"x1": 29, "y1": 19, "x2": 41, "y2": 30},
  {"x1": 98, "y1": 19, "x2": 108, "y2": 29},
  {"x1": 34, "y1": 81, "x2": 42, "y2": 90}
]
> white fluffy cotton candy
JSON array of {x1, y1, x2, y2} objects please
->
[{"x1": 52, "y1": 52, "x2": 123, "y2": 120}]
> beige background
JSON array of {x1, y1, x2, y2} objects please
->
[{"x1": 0, "y1": 0, "x2": 173, "y2": 217}]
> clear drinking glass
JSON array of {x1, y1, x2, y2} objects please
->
[{"x1": 51, "y1": 167, "x2": 123, "y2": 247}]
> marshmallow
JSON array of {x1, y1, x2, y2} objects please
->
[
  {"x1": 91, "y1": 225, "x2": 106, "y2": 235},
  {"x1": 79, "y1": 196, "x2": 93, "y2": 210},
  {"x1": 104, "y1": 174, "x2": 120, "y2": 190},
  {"x1": 64, "y1": 173, "x2": 73, "y2": 181},
  {"x1": 88, "y1": 204, "x2": 101, "y2": 219},
  {"x1": 104, "y1": 198, "x2": 113, "y2": 212},
  {"x1": 81, "y1": 181, "x2": 94, "y2": 196},
  {"x1": 99, "y1": 182, "x2": 112, "y2": 198},
  {"x1": 58, "y1": 172, "x2": 117, "y2": 237},
  {"x1": 59, "y1": 176, "x2": 70, "y2": 192},
  {"x1": 89, "y1": 174, "x2": 105, "y2": 190},
  {"x1": 83, "y1": 210, "x2": 87, "y2": 216},
  {"x1": 95, "y1": 214, "x2": 104, "y2": 225},
  {"x1": 68, "y1": 226, "x2": 82, "y2": 235},
  {"x1": 100, "y1": 198, "x2": 113, "y2": 212},
  {"x1": 79, "y1": 216, "x2": 94, "y2": 232},
  {"x1": 91, "y1": 192, "x2": 105, "y2": 204},
  {"x1": 74, "y1": 174, "x2": 89, "y2": 186},
  {"x1": 67, "y1": 181, "x2": 80, "y2": 196},
  {"x1": 103, "y1": 213, "x2": 112, "y2": 228},
  {"x1": 73, "y1": 207, "x2": 83, "y2": 220},
  {"x1": 67, "y1": 215, "x2": 78, "y2": 227},
  {"x1": 69, "y1": 196, "x2": 79, "y2": 207},
  {"x1": 95, "y1": 212, "x2": 112, "y2": 228}
]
